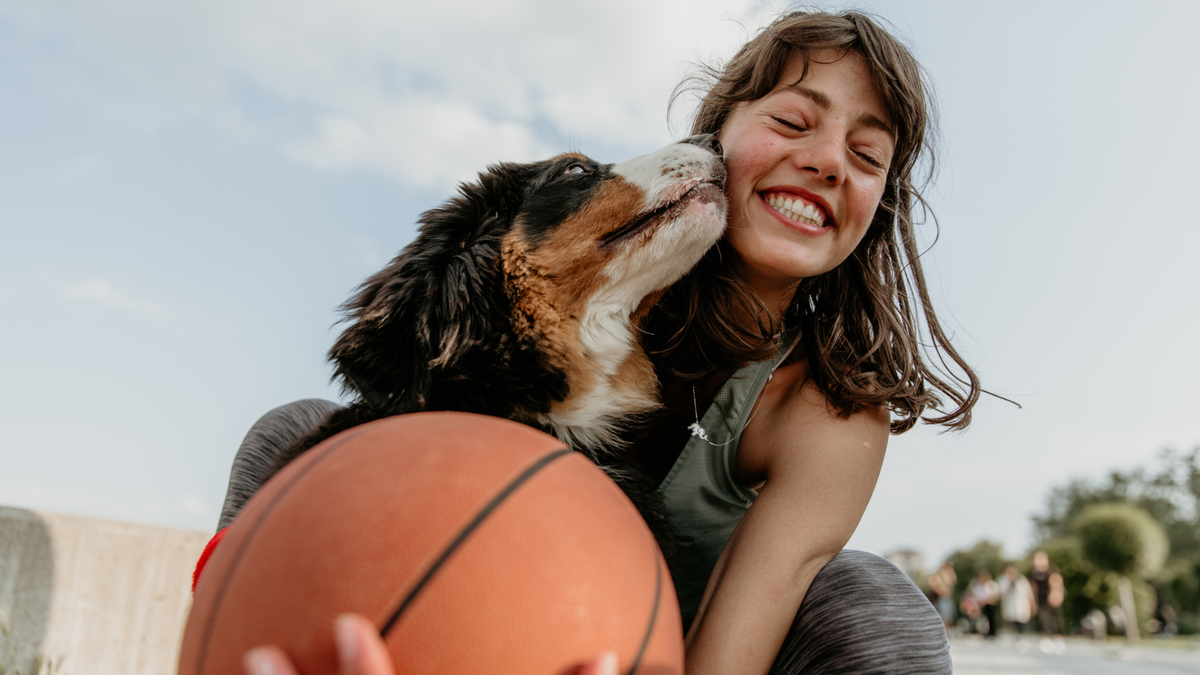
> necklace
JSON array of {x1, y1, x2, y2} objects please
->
[{"x1": 687, "y1": 332, "x2": 801, "y2": 446}]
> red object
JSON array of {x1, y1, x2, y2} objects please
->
[
  {"x1": 179, "y1": 412, "x2": 682, "y2": 675},
  {"x1": 192, "y1": 526, "x2": 228, "y2": 592}
]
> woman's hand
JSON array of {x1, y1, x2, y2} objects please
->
[
  {"x1": 242, "y1": 613, "x2": 619, "y2": 675},
  {"x1": 243, "y1": 614, "x2": 394, "y2": 675}
]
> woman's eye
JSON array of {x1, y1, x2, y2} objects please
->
[
  {"x1": 854, "y1": 150, "x2": 887, "y2": 170},
  {"x1": 771, "y1": 116, "x2": 807, "y2": 133}
]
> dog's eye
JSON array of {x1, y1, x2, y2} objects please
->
[{"x1": 565, "y1": 164, "x2": 587, "y2": 175}]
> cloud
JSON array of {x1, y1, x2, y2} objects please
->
[
  {"x1": 59, "y1": 279, "x2": 169, "y2": 319},
  {"x1": 285, "y1": 99, "x2": 551, "y2": 190},
  {"x1": 0, "y1": 0, "x2": 788, "y2": 190}
]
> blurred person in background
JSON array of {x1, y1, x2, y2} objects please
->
[
  {"x1": 1029, "y1": 550, "x2": 1065, "y2": 653},
  {"x1": 929, "y1": 561, "x2": 957, "y2": 630},
  {"x1": 961, "y1": 570, "x2": 999, "y2": 638},
  {"x1": 998, "y1": 565, "x2": 1035, "y2": 646}
]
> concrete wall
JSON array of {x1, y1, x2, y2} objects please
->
[{"x1": 0, "y1": 505, "x2": 210, "y2": 675}]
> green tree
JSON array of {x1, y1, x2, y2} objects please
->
[
  {"x1": 1159, "y1": 558, "x2": 1200, "y2": 633},
  {"x1": 1073, "y1": 503, "x2": 1169, "y2": 641},
  {"x1": 1034, "y1": 449, "x2": 1200, "y2": 562},
  {"x1": 1032, "y1": 448, "x2": 1200, "y2": 634}
]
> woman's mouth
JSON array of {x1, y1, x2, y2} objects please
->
[{"x1": 764, "y1": 192, "x2": 827, "y2": 228}]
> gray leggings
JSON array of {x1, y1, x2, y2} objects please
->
[{"x1": 219, "y1": 401, "x2": 951, "y2": 675}]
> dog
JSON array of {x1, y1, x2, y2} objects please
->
[{"x1": 271, "y1": 137, "x2": 726, "y2": 553}]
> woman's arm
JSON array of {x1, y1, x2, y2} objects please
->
[{"x1": 683, "y1": 368, "x2": 889, "y2": 675}]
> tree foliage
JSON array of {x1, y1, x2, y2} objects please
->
[
  {"x1": 1031, "y1": 448, "x2": 1200, "y2": 635},
  {"x1": 1073, "y1": 503, "x2": 1169, "y2": 578},
  {"x1": 1034, "y1": 448, "x2": 1200, "y2": 563}
]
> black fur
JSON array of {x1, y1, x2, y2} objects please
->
[{"x1": 345, "y1": 161, "x2": 569, "y2": 413}]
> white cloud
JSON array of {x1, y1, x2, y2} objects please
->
[
  {"x1": 0, "y1": 0, "x2": 787, "y2": 190},
  {"x1": 285, "y1": 98, "x2": 551, "y2": 190},
  {"x1": 60, "y1": 279, "x2": 169, "y2": 319}
]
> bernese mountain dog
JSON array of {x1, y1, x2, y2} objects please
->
[{"x1": 271, "y1": 137, "x2": 726, "y2": 553}]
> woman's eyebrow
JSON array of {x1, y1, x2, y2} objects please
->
[
  {"x1": 779, "y1": 84, "x2": 896, "y2": 140},
  {"x1": 781, "y1": 83, "x2": 833, "y2": 110}
]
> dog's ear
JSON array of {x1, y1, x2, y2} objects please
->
[{"x1": 329, "y1": 162, "x2": 568, "y2": 418}]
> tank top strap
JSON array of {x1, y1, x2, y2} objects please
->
[
  {"x1": 656, "y1": 330, "x2": 800, "y2": 626},
  {"x1": 658, "y1": 355, "x2": 775, "y2": 501}
]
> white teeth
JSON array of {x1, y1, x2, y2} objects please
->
[{"x1": 766, "y1": 194, "x2": 826, "y2": 227}]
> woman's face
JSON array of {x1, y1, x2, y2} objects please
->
[{"x1": 718, "y1": 50, "x2": 895, "y2": 304}]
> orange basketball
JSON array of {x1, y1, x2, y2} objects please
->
[{"x1": 180, "y1": 412, "x2": 683, "y2": 675}]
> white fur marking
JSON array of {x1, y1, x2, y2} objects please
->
[{"x1": 541, "y1": 143, "x2": 727, "y2": 457}]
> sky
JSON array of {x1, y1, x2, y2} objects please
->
[{"x1": 2, "y1": 0, "x2": 1198, "y2": 569}]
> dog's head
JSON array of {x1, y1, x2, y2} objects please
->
[{"x1": 330, "y1": 140, "x2": 726, "y2": 448}]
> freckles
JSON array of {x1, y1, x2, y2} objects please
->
[{"x1": 730, "y1": 145, "x2": 772, "y2": 181}]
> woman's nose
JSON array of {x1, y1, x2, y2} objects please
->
[{"x1": 794, "y1": 132, "x2": 845, "y2": 185}]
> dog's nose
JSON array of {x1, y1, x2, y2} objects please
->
[{"x1": 680, "y1": 133, "x2": 722, "y2": 156}]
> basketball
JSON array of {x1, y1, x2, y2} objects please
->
[{"x1": 179, "y1": 412, "x2": 683, "y2": 675}]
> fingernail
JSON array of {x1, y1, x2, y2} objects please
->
[
  {"x1": 243, "y1": 648, "x2": 277, "y2": 675},
  {"x1": 335, "y1": 614, "x2": 361, "y2": 669}
]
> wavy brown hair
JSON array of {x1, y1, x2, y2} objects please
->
[{"x1": 646, "y1": 10, "x2": 980, "y2": 432}]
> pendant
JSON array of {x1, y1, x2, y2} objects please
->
[{"x1": 687, "y1": 422, "x2": 709, "y2": 441}]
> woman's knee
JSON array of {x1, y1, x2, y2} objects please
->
[
  {"x1": 771, "y1": 550, "x2": 951, "y2": 675},
  {"x1": 218, "y1": 399, "x2": 343, "y2": 529}
]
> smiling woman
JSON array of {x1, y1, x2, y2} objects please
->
[
  {"x1": 627, "y1": 10, "x2": 978, "y2": 675},
  {"x1": 652, "y1": 12, "x2": 972, "y2": 434},
  {"x1": 717, "y1": 51, "x2": 896, "y2": 311}
]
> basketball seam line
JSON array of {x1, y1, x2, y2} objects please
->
[
  {"x1": 192, "y1": 423, "x2": 376, "y2": 675},
  {"x1": 379, "y1": 447, "x2": 573, "y2": 636},
  {"x1": 625, "y1": 554, "x2": 662, "y2": 675}
]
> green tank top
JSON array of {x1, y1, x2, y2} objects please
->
[{"x1": 657, "y1": 336, "x2": 797, "y2": 627}]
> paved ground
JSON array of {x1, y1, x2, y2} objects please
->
[{"x1": 951, "y1": 635, "x2": 1200, "y2": 675}]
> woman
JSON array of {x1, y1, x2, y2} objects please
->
[
  {"x1": 244, "y1": 10, "x2": 974, "y2": 675},
  {"x1": 627, "y1": 10, "x2": 975, "y2": 674}
]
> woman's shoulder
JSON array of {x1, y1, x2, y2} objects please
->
[{"x1": 736, "y1": 357, "x2": 889, "y2": 487}]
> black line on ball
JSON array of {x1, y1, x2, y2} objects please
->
[
  {"x1": 624, "y1": 554, "x2": 662, "y2": 675},
  {"x1": 379, "y1": 447, "x2": 573, "y2": 636},
  {"x1": 192, "y1": 423, "x2": 376, "y2": 675}
]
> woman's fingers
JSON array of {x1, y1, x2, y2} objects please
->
[
  {"x1": 335, "y1": 614, "x2": 396, "y2": 675},
  {"x1": 244, "y1": 615, "x2": 614, "y2": 675},
  {"x1": 244, "y1": 645, "x2": 298, "y2": 675},
  {"x1": 333, "y1": 617, "x2": 614, "y2": 675},
  {"x1": 242, "y1": 615, "x2": 395, "y2": 675},
  {"x1": 578, "y1": 652, "x2": 619, "y2": 675}
]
